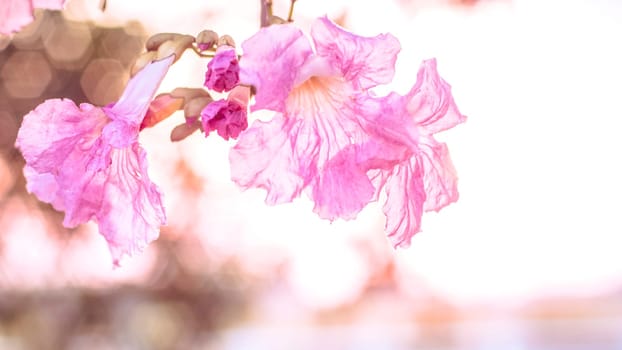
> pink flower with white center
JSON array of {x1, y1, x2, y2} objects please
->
[
  {"x1": 0, "y1": 0, "x2": 66, "y2": 35},
  {"x1": 230, "y1": 17, "x2": 465, "y2": 246},
  {"x1": 15, "y1": 56, "x2": 174, "y2": 266},
  {"x1": 201, "y1": 85, "x2": 250, "y2": 140},
  {"x1": 204, "y1": 45, "x2": 239, "y2": 92}
]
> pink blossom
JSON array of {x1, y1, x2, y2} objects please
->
[
  {"x1": 15, "y1": 56, "x2": 174, "y2": 266},
  {"x1": 204, "y1": 45, "x2": 239, "y2": 92},
  {"x1": 0, "y1": 0, "x2": 66, "y2": 35},
  {"x1": 230, "y1": 17, "x2": 465, "y2": 246},
  {"x1": 201, "y1": 85, "x2": 249, "y2": 140}
]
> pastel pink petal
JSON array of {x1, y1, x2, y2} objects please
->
[
  {"x1": 107, "y1": 55, "x2": 174, "y2": 125},
  {"x1": 23, "y1": 165, "x2": 64, "y2": 211},
  {"x1": 381, "y1": 158, "x2": 425, "y2": 248},
  {"x1": 0, "y1": 0, "x2": 34, "y2": 35},
  {"x1": 97, "y1": 145, "x2": 166, "y2": 267},
  {"x1": 230, "y1": 115, "x2": 318, "y2": 205},
  {"x1": 355, "y1": 91, "x2": 420, "y2": 149},
  {"x1": 239, "y1": 23, "x2": 313, "y2": 112},
  {"x1": 311, "y1": 16, "x2": 401, "y2": 90},
  {"x1": 418, "y1": 137, "x2": 459, "y2": 212},
  {"x1": 311, "y1": 145, "x2": 375, "y2": 221},
  {"x1": 15, "y1": 98, "x2": 108, "y2": 174},
  {"x1": 204, "y1": 46, "x2": 239, "y2": 93},
  {"x1": 407, "y1": 59, "x2": 466, "y2": 135}
]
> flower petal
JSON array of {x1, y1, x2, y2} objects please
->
[
  {"x1": 97, "y1": 145, "x2": 166, "y2": 267},
  {"x1": 23, "y1": 165, "x2": 63, "y2": 211},
  {"x1": 381, "y1": 158, "x2": 425, "y2": 248},
  {"x1": 407, "y1": 59, "x2": 466, "y2": 135},
  {"x1": 311, "y1": 16, "x2": 401, "y2": 90},
  {"x1": 239, "y1": 23, "x2": 313, "y2": 112},
  {"x1": 230, "y1": 115, "x2": 318, "y2": 204},
  {"x1": 0, "y1": 0, "x2": 34, "y2": 35},
  {"x1": 15, "y1": 98, "x2": 108, "y2": 174},
  {"x1": 310, "y1": 145, "x2": 375, "y2": 221},
  {"x1": 419, "y1": 137, "x2": 459, "y2": 212},
  {"x1": 107, "y1": 55, "x2": 174, "y2": 125}
]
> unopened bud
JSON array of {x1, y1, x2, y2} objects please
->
[
  {"x1": 217, "y1": 35, "x2": 236, "y2": 48},
  {"x1": 196, "y1": 30, "x2": 218, "y2": 51}
]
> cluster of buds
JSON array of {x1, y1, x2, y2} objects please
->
[{"x1": 136, "y1": 31, "x2": 250, "y2": 142}]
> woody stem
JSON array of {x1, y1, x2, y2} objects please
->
[
  {"x1": 287, "y1": 0, "x2": 297, "y2": 22},
  {"x1": 260, "y1": 0, "x2": 272, "y2": 28}
]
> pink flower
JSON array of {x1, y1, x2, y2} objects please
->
[
  {"x1": 15, "y1": 56, "x2": 174, "y2": 266},
  {"x1": 230, "y1": 17, "x2": 465, "y2": 246},
  {"x1": 0, "y1": 0, "x2": 66, "y2": 35},
  {"x1": 200, "y1": 85, "x2": 249, "y2": 140},
  {"x1": 204, "y1": 45, "x2": 239, "y2": 92}
]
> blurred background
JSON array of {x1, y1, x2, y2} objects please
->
[{"x1": 1, "y1": 0, "x2": 622, "y2": 349}]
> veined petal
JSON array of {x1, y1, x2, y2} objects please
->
[
  {"x1": 239, "y1": 23, "x2": 313, "y2": 113},
  {"x1": 380, "y1": 136, "x2": 459, "y2": 247},
  {"x1": 230, "y1": 115, "x2": 318, "y2": 204},
  {"x1": 419, "y1": 137, "x2": 459, "y2": 212},
  {"x1": 23, "y1": 165, "x2": 63, "y2": 211},
  {"x1": 311, "y1": 145, "x2": 374, "y2": 220},
  {"x1": 381, "y1": 157, "x2": 425, "y2": 248},
  {"x1": 97, "y1": 145, "x2": 166, "y2": 267},
  {"x1": 311, "y1": 16, "x2": 401, "y2": 90},
  {"x1": 407, "y1": 59, "x2": 466, "y2": 135},
  {"x1": 15, "y1": 98, "x2": 108, "y2": 174}
]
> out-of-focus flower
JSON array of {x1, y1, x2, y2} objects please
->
[
  {"x1": 230, "y1": 17, "x2": 465, "y2": 246},
  {"x1": 201, "y1": 85, "x2": 249, "y2": 140},
  {"x1": 0, "y1": 0, "x2": 66, "y2": 35},
  {"x1": 15, "y1": 56, "x2": 174, "y2": 266},
  {"x1": 204, "y1": 45, "x2": 239, "y2": 92}
]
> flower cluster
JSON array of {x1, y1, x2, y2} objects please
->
[
  {"x1": 230, "y1": 17, "x2": 465, "y2": 247},
  {"x1": 13, "y1": 14, "x2": 465, "y2": 265}
]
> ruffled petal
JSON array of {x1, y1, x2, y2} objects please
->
[
  {"x1": 15, "y1": 98, "x2": 108, "y2": 174},
  {"x1": 407, "y1": 59, "x2": 466, "y2": 135},
  {"x1": 97, "y1": 145, "x2": 166, "y2": 267},
  {"x1": 310, "y1": 145, "x2": 374, "y2": 220},
  {"x1": 311, "y1": 16, "x2": 401, "y2": 90},
  {"x1": 23, "y1": 165, "x2": 63, "y2": 211},
  {"x1": 381, "y1": 158, "x2": 425, "y2": 248},
  {"x1": 418, "y1": 137, "x2": 459, "y2": 212},
  {"x1": 230, "y1": 115, "x2": 318, "y2": 204},
  {"x1": 379, "y1": 136, "x2": 459, "y2": 248},
  {"x1": 204, "y1": 46, "x2": 239, "y2": 93},
  {"x1": 0, "y1": 0, "x2": 34, "y2": 35},
  {"x1": 239, "y1": 23, "x2": 313, "y2": 112}
]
